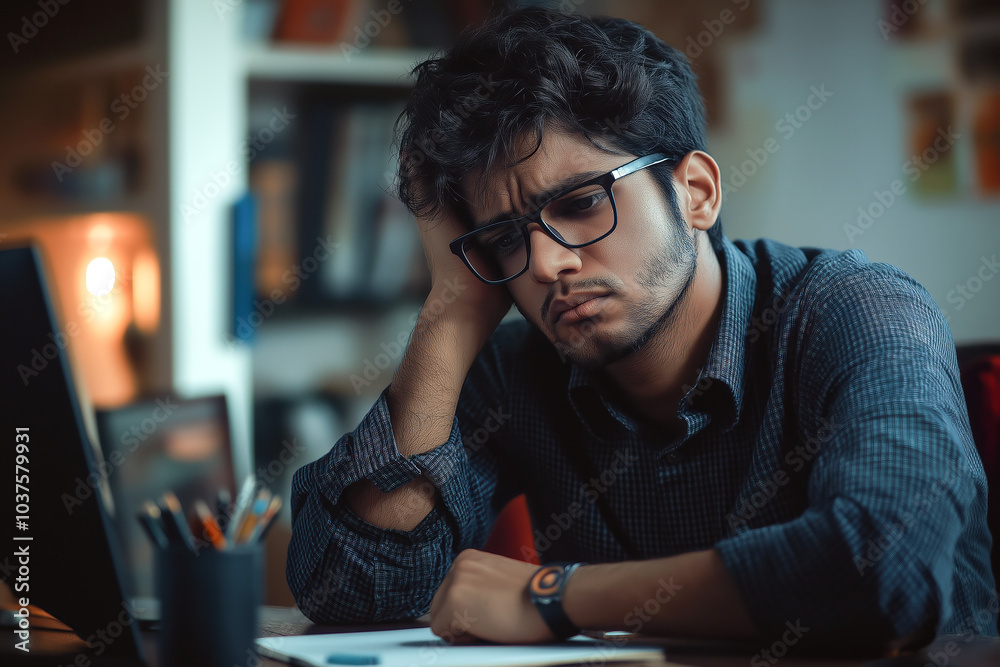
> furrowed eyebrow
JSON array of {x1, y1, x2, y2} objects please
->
[{"x1": 474, "y1": 170, "x2": 606, "y2": 229}]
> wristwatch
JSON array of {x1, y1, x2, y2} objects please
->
[{"x1": 528, "y1": 562, "x2": 586, "y2": 640}]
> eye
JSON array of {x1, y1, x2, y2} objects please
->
[
  {"x1": 548, "y1": 188, "x2": 608, "y2": 219},
  {"x1": 483, "y1": 229, "x2": 523, "y2": 257}
]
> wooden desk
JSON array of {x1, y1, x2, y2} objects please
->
[
  {"x1": 254, "y1": 607, "x2": 1000, "y2": 667},
  {"x1": 3, "y1": 606, "x2": 998, "y2": 666}
]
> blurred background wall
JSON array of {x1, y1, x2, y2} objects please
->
[{"x1": 0, "y1": 0, "x2": 997, "y2": 606}]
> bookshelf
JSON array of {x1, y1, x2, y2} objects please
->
[
  {"x1": 242, "y1": 43, "x2": 434, "y2": 84},
  {"x1": 0, "y1": 0, "x2": 257, "y2": 481}
]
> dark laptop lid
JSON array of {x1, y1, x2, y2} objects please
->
[{"x1": 0, "y1": 244, "x2": 144, "y2": 662}]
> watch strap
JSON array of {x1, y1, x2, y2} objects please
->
[{"x1": 529, "y1": 562, "x2": 585, "y2": 639}]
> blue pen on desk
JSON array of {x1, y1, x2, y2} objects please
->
[{"x1": 326, "y1": 655, "x2": 380, "y2": 665}]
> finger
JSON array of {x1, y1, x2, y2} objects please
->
[
  {"x1": 428, "y1": 597, "x2": 456, "y2": 642},
  {"x1": 428, "y1": 574, "x2": 448, "y2": 620},
  {"x1": 428, "y1": 555, "x2": 460, "y2": 620},
  {"x1": 449, "y1": 631, "x2": 479, "y2": 645}
]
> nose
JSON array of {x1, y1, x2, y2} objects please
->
[{"x1": 526, "y1": 225, "x2": 582, "y2": 283}]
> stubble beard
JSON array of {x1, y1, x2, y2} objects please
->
[{"x1": 551, "y1": 227, "x2": 700, "y2": 369}]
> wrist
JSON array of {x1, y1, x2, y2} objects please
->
[
  {"x1": 529, "y1": 562, "x2": 587, "y2": 639},
  {"x1": 560, "y1": 561, "x2": 634, "y2": 631}
]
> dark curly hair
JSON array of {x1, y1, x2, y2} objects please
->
[{"x1": 395, "y1": 7, "x2": 723, "y2": 249}]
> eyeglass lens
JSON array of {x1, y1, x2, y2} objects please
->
[{"x1": 459, "y1": 181, "x2": 617, "y2": 282}]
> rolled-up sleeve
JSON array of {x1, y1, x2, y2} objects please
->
[
  {"x1": 286, "y1": 331, "x2": 514, "y2": 623},
  {"x1": 715, "y1": 262, "x2": 994, "y2": 650}
]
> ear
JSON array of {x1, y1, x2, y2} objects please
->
[{"x1": 672, "y1": 150, "x2": 721, "y2": 233}]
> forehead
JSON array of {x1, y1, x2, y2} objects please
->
[{"x1": 463, "y1": 130, "x2": 628, "y2": 224}]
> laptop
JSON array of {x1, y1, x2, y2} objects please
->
[
  {"x1": 0, "y1": 244, "x2": 146, "y2": 663},
  {"x1": 95, "y1": 394, "x2": 236, "y2": 621}
]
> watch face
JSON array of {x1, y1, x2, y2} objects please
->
[{"x1": 530, "y1": 565, "x2": 565, "y2": 597}]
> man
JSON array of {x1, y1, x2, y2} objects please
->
[{"x1": 286, "y1": 7, "x2": 996, "y2": 652}]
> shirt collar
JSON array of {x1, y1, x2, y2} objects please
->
[
  {"x1": 566, "y1": 236, "x2": 757, "y2": 439},
  {"x1": 692, "y1": 236, "x2": 757, "y2": 432}
]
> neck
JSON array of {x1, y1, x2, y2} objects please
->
[{"x1": 603, "y1": 234, "x2": 725, "y2": 425}]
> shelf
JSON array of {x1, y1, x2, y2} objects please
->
[
  {"x1": 242, "y1": 43, "x2": 434, "y2": 85},
  {"x1": 0, "y1": 194, "x2": 158, "y2": 226},
  {"x1": 7, "y1": 42, "x2": 159, "y2": 84}
]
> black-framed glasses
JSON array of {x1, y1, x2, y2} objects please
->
[{"x1": 449, "y1": 153, "x2": 674, "y2": 284}]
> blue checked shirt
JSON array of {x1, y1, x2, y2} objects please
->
[{"x1": 287, "y1": 237, "x2": 997, "y2": 649}]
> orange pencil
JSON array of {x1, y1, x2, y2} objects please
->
[{"x1": 194, "y1": 499, "x2": 228, "y2": 550}]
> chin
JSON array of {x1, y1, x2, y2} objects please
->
[{"x1": 550, "y1": 325, "x2": 639, "y2": 369}]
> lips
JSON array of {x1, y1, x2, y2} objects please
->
[{"x1": 550, "y1": 293, "x2": 611, "y2": 326}]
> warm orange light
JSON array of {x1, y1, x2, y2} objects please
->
[
  {"x1": 86, "y1": 257, "x2": 116, "y2": 296},
  {"x1": 132, "y1": 247, "x2": 161, "y2": 333},
  {"x1": 87, "y1": 223, "x2": 115, "y2": 251}
]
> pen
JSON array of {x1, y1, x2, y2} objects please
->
[
  {"x1": 193, "y1": 499, "x2": 228, "y2": 550},
  {"x1": 216, "y1": 486, "x2": 232, "y2": 526},
  {"x1": 226, "y1": 475, "x2": 258, "y2": 542},
  {"x1": 136, "y1": 500, "x2": 168, "y2": 548},
  {"x1": 159, "y1": 491, "x2": 196, "y2": 552},
  {"x1": 247, "y1": 496, "x2": 282, "y2": 544},
  {"x1": 235, "y1": 489, "x2": 271, "y2": 544},
  {"x1": 325, "y1": 655, "x2": 380, "y2": 665}
]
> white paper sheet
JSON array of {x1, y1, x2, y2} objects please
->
[{"x1": 257, "y1": 626, "x2": 663, "y2": 667}]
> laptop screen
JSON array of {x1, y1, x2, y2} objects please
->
[{"x1": 96, "y1": 394, "x2": 236, "y2": 598}]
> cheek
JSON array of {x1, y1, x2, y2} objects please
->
[
  {"x1": 507, "y1": 283, "x2": 542, "y2": 322},
  {"x1": 598, "y1": 194, "x2": 673, "y2": 279}
]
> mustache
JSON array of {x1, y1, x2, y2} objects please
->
[{"x1": 540, "y1": 276, "x2": 622, "y2": 323}]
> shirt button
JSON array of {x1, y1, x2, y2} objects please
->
[{"x1": 666, "y1": 451, "x2": 679, "y2": 462}]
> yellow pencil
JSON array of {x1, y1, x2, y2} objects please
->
[
  {"x1": 235, "y1": 489, "x2": 271, "y2": 544},
  {"x1": 247, "y1": 496, "x2": 283, "y2": 544}
]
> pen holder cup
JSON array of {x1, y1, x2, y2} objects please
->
[{"x1": 155, "y1": 544, "x2": 262, "y2": 667}]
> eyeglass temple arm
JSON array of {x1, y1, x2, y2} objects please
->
[{"x1": 611, "y1": 153, "x2": 671, "y2": 180}]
